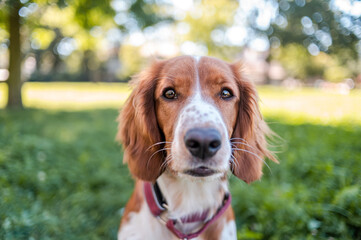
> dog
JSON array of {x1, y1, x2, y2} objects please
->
[{"x1": 117, "y1": 56, "x2": 275, "y2": 239}]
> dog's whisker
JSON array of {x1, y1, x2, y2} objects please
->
[
  {"x1": 146, "y1": 148, "x2": 171, "y2": 170},
  {"x1": 230, "y1": 137, "x2": 248, "y2": 143},
  {"x1": 161, "y1": 154, "x2": 174, "y2": 170},
  {"x1": 231, "y1": 155, "x2": 239, "y2": 169},
  {"x1": 229, "y1": 154, "x2": 238, "y2": 172},
  {"x1": 160, "y1": 154, "x2": 173, "y2": 169},
  {"x1": 232, "y1": 146, "x2": 261, "y2": 161},
  {"x1": 232, "y1": 147, "x2": 272, "y2": 174},
  {"x1": 230, "y1": 141, "x2": 258, "y2": 152},
  {"x1": 146, "y1": 141, "x2": 172, "y2": 151}
]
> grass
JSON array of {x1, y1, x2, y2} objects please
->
[
  {"x1": 258, "y1": 86, "x2": 361, "y2": 125},
  {"x1": 0, "y1": 110, "x2": 130, "y2": 239},
  {"x1": 0, "y1": 82, "x2": 131, "y2": 110},
  {"x1": 0, "y1": 83, "x2": 360, "y2": 239}
]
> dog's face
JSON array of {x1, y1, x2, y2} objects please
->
[
  {"x1": 118, "y1": 56, "x2": 274, "y2": 183},
  {"x1": 155, "y1": 57, "x2": 239, "y2": 178}
]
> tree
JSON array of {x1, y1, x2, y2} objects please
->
[
  {"x1": 264, "y1": 0, "x2": 361, "y2": 81},
  {"x1": 1, "y1": 0, "x2": 68, "y2": 109},
  {"x1": 3, "y1": 1, "x2": 23, "y2": 108},
  {"x1": 182, "y1": 0, "x2": 240, "y2": 60},
  {"x1": 268, "y1": 0, "x2": 361, "y2": 58},
  {"x1": 0, "y1": 0, "x2": 167, "y2": 109},
  {"x1": 180, "y1": 0, "x2": 360, "y2": 81}
]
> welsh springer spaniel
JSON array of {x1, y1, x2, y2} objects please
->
[{"x1": 117, "y1": 56, "x2": 275, "y2": 240}]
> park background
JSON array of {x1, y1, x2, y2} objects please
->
[{"x1": 0, "y1": 0, "x2": 360, "y2": 239}]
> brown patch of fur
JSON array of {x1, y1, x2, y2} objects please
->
[
  {"x1": 155, "y1": 56, "x2": 196, "y2": 146},
  {"x1": 201, "y1": 207, "x2": 235, "y2": 240},
  {"x1": 117, "y1": 60, "x2": 166, "y2": 181},
  {"x1": 229, "y1": 61, "x2": 277, "y2": 183},
  {"x1": 120, "y1": 180, "x2": 144, "y2": 226},
  {"x1": 225, "y1": 205, "x2": 235, "y2": 221},
  {"x1": 198, "y1": 57, "x2": 239, "y2": 137}
]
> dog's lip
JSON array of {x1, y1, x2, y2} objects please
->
[{"x1": 184, "y1": 166, "x2": 217, "y2": 177}]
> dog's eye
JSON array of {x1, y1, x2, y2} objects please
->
[
  {"x1": 163, "y1": 88, "x2": 177, "y2": 99},
  {"x1": 220, "y1": 89, "x2": 233, "y2": 100}
]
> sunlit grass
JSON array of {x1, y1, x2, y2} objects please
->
[
  {"x1": 258, "y1": 86, "x2": 361, "y2": 125},
  {"x1": 1, "y1": 82, "x2": 360, "y2": 125},
  {"x1": 0, "y1": 82, "x2": 131, "y2": 110},
  {"x1": 0, "y1": 83, "x2": 7, "y2": 108}
]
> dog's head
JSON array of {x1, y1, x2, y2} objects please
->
[{"x1": 117, "y1": 56, "x2": 275, "y2": 183}]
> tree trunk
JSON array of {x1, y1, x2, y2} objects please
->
[
  {"x1": 7, "y1": 3, "x2": 23, "y2": 109},
  {"x1": 81, "y1": 50, "x2": 92, "y2": 82}
]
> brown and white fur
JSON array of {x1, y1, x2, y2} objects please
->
[{"x1": 117, "y1": 56, "x2": 275, "y2": 240}]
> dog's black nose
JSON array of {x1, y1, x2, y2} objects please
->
[{"x1": 184, "y1": 128, "x2": 221, "y2": 159}]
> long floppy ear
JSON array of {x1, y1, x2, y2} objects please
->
[
  {"x1": 117, "y1": 60, "x2": 165, "y2": 182},
  {"x1": 230, "y1": 62, "x2": 277, "y2": 184}
]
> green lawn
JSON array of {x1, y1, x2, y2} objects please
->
[{"x1": 0, "y1": 83, "x2": 360, "y2": 239}]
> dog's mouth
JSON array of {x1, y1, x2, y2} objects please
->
[{"x1": 184, "y1": 166, "x2": 217, "y2": 177}]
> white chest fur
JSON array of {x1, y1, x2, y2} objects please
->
[{"x1": 118, "y1": 172, "x2": 235, "y2": 240}]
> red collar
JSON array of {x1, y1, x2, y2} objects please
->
[{"x1": 144, "y1": 181, "x2": 231, "y2": 239}]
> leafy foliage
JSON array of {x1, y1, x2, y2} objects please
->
[
  {"x1": 270, "y1": 43, "x2": 355, "y2": 81},
  {"x1": 182, "y1": 0, "x2": 240, "y2": 59},
  {"x1": 271, "y1": 43, "x2": 324, "y2": 80},
  {"x1": 268, "y1": 0, "x2": 361, "y2": 58},
  {"x1": 0, "y1": 109, "x2": 360, "y2": 239}
]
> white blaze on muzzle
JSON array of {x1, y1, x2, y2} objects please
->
[{"x1": 170, "y1": 56, "x2": 231, "y2": 172}]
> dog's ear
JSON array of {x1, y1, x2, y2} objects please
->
[
  {"x1": 229, "y1": 62, "x2": 277, "y2": 184},
  {"x1": 117, "y1": 60, "x2": 165, "y2": 182}
]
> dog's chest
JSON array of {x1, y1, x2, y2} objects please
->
[
  {"x1": 118, "y1": 200, "x2": 237, "y2": 240},
  {"x1": 118, "y1": 201, "x2": 173, "y2": 240},
  {"x1": 118, "y1": 176, "x2": 237, "y2": 240}
]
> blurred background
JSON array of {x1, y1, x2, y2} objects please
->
[{"x1": 0, "y1": 0, "x2": 360, "y2": 239}]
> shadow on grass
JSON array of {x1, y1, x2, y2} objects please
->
[{"x1": 0, "y1": 109, "x2": 360, "y2": 239}]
